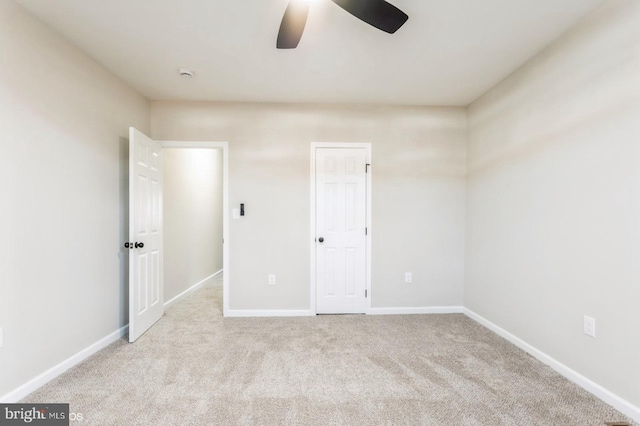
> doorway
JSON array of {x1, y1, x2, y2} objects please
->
[
  {"x1": 163, "y1": 148, "x2": 223, "y2": 309},
  {"x1": 161, "y1": 141, "x2": 229, "y2": 317},
  {"x1": 127, "y1": 129, "x2": 229, "y2": 342},
  {"x1": 310, "y1": 143, "x2": 372, "y2": 315}
]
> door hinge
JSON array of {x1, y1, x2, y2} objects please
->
[
  {"x1": 365, "y1": 289, "x2": 368, "y2": 298},
  {"x1": 366, "y1": 163, "x2": 370, "y2": 173},
  {"x1": 365, "y1": 227, "x2": 368, "y2": 235}
]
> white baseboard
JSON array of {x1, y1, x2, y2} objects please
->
[
  {"x1": 225, "y1": 309, "x2": 312, "y2": 318},
  {"x1": 463, "y1": 308, "x2": 640, "y2": 423},
  {"x1": 225, "y1": 307, "x2": 463, "y2": 317},
  {"x1": 164, "y1": 269, "x2": 222, "y2": 309},
  {"x1": 370, "y1": 306, "x2": 463, "y2": 315},
  {"x1": 0, "y1": 325, "x2": 129, "y2": 403}
]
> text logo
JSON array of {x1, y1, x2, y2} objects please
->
[{"x1": 0, "y1": 404, "x2": 69, "y2": 425}]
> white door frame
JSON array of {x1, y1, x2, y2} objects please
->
[
  {"x1": 310, "y1": 142, "x2": 372, "y2": 315},
  {"x1": 161, "y1": 141, "x2": 230, "y2": 316}
]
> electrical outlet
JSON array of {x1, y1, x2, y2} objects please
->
[
  {"x1": 404, "y1": 272, "x2": 412, "y2": 283},
  {"x1": 268, "y1": 274, "x2": 276, "y2": 285},
  {"x1": 584, "y1": 316, "x2": 596, "y2": 337}
]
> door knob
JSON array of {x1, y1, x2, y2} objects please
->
[
  {"x1": 124, "y1": 242, "x2": 144, "y2": 249},
  {"x1": 318, "y1": 237, "x2": 324, "y2": 243}
]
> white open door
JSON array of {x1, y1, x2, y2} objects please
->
[
  {"x1": 315, "y1": 147, "x2": 368, "y2": 314},
  {"x1": 128, "y1": 127, "x2": 163, "y2": 342}
]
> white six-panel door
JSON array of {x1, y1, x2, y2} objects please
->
[
  {"x1": 315, "y1": 147, "x2": 368, "y2": 314},
  {"x1": 128, "y1": 128, "x2": 164, "y2": 342}
]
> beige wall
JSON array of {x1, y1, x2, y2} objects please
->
[
  {"x1": 151, "y1": 102, "x2": 467, "y2": 310},
  {"x1": 466, "y1": 0, "x2": 640, "y2": 409},
  {"x1": 0, "y1": 0, "x2": 149, "y2": 398},
  {"x1": 164, "y1": 149, "x2": 223, "y2": 302}
]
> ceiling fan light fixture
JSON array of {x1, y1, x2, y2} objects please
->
[{"x1": 276, "y1": 0, "x2": 409, "y2": 49}]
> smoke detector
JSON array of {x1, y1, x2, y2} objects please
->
[{"x1": 179, "y1": 68, "x2": 194, "y2": 78}]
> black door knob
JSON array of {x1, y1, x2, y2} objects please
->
[
  {"x1": 318, "y1": 237, "x2": 324, "y2": 243},
  {"x1": 124, "y1": 242, "x2": 131, "y2": 249},
  {"x1": 135, "y1": 242, "x2": 144, "y2": 249}
]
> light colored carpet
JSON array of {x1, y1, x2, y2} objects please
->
[{"x1": 23, "y1": 275, "x2": 633, "y2": 425}]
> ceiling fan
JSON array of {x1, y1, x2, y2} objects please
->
[{"x1": 277, "y1": 0, "x2": 409, "y2": 49}]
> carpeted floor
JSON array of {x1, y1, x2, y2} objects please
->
[{"x1": 23, "y1": 274, "x2": 633, "y2": 425}]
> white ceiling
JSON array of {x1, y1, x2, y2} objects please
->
[{"x1": 14, "y1": 0, "x2": 606, "y2": 106}]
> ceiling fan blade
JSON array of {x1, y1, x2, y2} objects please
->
[
  {"x1": 330, "y1": 0, "x2": 408, "y2": 34},
  {"x1": 277, "y1": 0, "x2": 310, "y2": 49}
]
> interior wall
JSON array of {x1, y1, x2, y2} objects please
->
[
  {"x1": 0, "y1": 0, "x2": 149, "y2": 399},
  {"x1": 150, "y1": 102, "x2": 467, "y2": 311},
  {"x1": 163, "y1": 149, "x2": 223, "y2": 302},
  {"x1": 466, "y1": 0, "x2": 640, "y2": 409}
]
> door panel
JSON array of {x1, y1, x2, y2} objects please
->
[
  {"x1": 129, "y1": 127, "x2": 163, "y2": 342},
  {"x1": 316, "y1": 148, "x2": 367, "y2": 314}
]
